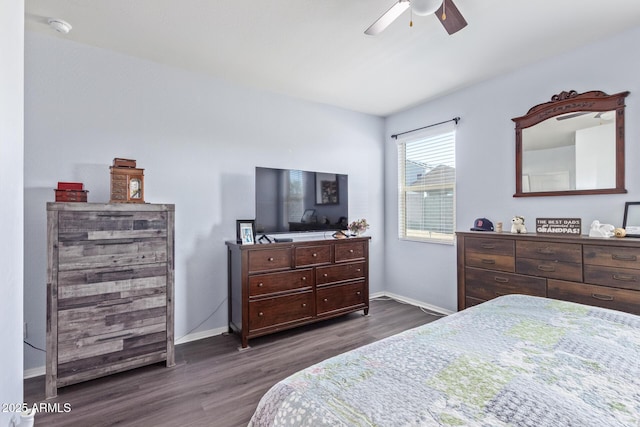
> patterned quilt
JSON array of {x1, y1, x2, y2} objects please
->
[{"x1": 248, "y1": 295, "x2": 640, "y2": 426}]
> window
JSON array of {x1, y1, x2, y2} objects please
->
[
  {"x1": 285, "y1": 169, "x2": 304, "y2": 224},
  {"x1": 397, "y1": 122, "x2": 456, "y2": 243}
]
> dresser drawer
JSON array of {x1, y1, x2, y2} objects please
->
[
  {"x1": 249, "y1": 291, "x2": 314, "y2": 332},
  {"x1": 584, "y1": 245, "x2": 640, "y2": 269},
  {"x1": 57, "y1": 274, "x2": 167, "y2": 310},
  {"x1": 548, "y1": 279, "x2": 640, "y2": 315},
  {"x1": 317, "y1": 282, "x2": 365, "y2": 316},
  {"x1": 516, "y1": 258, "x2": 582, "y2": 282},
  {"x1": 58, "y1": 210, "x2": 168, "y2": 240},
  {"x1": 58, "y1": 263, "x2": 168, "y2": 286},
  {"x1": 465, "y1": 296, "x2": 486, "y2": 308},
  {"x1": 248, "y1": 248, "x2": 292, "y2": 273},
  {"x1": 584, "y1": 265, "x2": 640, "y2": 291},
  {"x1": 294, "y1": 245, "x2": 331, "y2": 267},
  {"x1": 516, "y1": 241, "x2": 582, "y2": 263},
  {"x1": 465, "y1": 252, "x2": 515, "y2": 272},
  {"x1": 465, "y1": 237, "x2": 514, "y2": 256},
  {"x1": 249, "y1": 269, "x2": 313, "y2": 297},
  {"x1": 57, "y1": 322, "x2": 167, "y2": 365},
  {"x1": 465, "y1": 267, "x2": 546, "y2": 301},
  {"x1": 316, "y1": 262, "x2": 365, "y2": 285},
  {"x1": 335, "y1": 241, "x2": 366, "y2": 262},
  {"x1": 58, "y1": 238, "x2": 168, "y2": 271}
]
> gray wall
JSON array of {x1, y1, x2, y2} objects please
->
[
  {"x1": 384, "y1": 25, "x2": 640, "y2": 312},
  {"x1": 24, "y1": 31, "x2": 385, "y2": 372},
  {"x1": 1, "y1": 0, "x2": 24, "y2": 424}
]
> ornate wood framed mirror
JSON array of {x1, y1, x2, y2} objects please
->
[{"x1": 512, "y1": 90, "x2": 629, "y2": 197}]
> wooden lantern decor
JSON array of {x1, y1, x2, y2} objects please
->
[{"x1": 109, "y1": 158, "x2": 145, "y2": 203}]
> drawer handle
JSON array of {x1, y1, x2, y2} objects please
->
[
  {"x1": 612, "y1": 273, "x2": 637, "y2": 282},
  {"x1": 356, "y1": 291, "x2": 361, "y2": 295},
  {"x1": 257, "y1": 282, "x2": 264, "y2": 287},
  {"x1": 537, "y1": 265, "x2": 556, "y2": 272},
  {"x1": 349, "y1": 249, "x2": 354, "y2": 253},
  {"x1": 356, "y1": 269, "x2": 361, "y2": 273},
  {"x1": 301, "y1": 276, "x2": 306, "y2": 281},
  {"x1": 323, "y1": 298, "x2": 328, "y2": 302},
  {"x1": 100, "y1": 240, "x2": 133, "y2": 246},
  {"x1": 481, "y1": 259, "x2": 496, "y2": 265},
  {"x1": 537, "y1": 247, "x2": 556, "y2": 255},
  {"x1": 323, "y1": 273, "x2": 328, "y2": 277},
  {"x1": 591, "y1": 293, "x2": 614, "y2": 301},
  {"x1": 612, "y1": 254, "x2": 637, "y2": 262},
  {"x1": 258, "y1": 312, "x2": 264, "y2": 317},
  {"x1": 312, "y1": 253, "x2": 317, "y2": 257},
  {"x1": 494, "y1": 277, "x2": 509, "y2": 283},
  {"x1": 98, "y1": 269, "x2": 134, "y2": 276},
  {"x1": 268, "y1": 257, "x2": 274, "y2": 262},
  {"x1": 302, "y1": 303, "x2": 307, "y2": 307},
  {"x1": 480, "y1": 244, "x2": 495, "y2": 249},
  {"x1": 96, "y1": 332, "x2": 133, "y2": 342},
  {"x1": 97, "y1": 299, "x2": 132, "y2": 307}
]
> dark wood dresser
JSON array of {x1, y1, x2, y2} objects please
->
[
  {"x1": 46, "y1": 202, "x2": 175, "y2": 398},
  {"x1": 226, "y1": 237, "x2": 370, "y2": 348},
  {"x1": 457, "y1": 231, "x2": 640, "y2": 315}
]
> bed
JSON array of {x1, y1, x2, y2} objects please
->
[{"x1": 248, "y1": 294, "x2": 640, "y2": 426}]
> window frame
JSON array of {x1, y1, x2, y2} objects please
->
[{"x1": 396, "y1": 122, "x2": 457, "y2": 244}]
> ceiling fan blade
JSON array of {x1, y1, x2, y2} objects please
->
[
  {"x1": 436, "y1": 0, "x2": 467, "y2": 35},
  {"x1": 365, "y1": 0, "x2": 410, "y2": 35},
  {"x1": 556, "y1": 112, "x2": 589, "y2": 121}
]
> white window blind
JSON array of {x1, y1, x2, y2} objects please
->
[{"x1": 397, "y1": 121, "x2": 456, "y2": 243}]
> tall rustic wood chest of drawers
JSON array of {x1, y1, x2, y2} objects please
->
[
  {"x1": 226, "y1": 237, "x2": 370, "y2": 348},
  {"x1": 457, "y1": 231, "x2": 640, "y2": 315},
  {"x1": 46, "y1": 202, "x2": 175, "y2": 398}
]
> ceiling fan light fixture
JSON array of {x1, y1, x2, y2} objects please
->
[{"x1": 410, "y1": 0, "x2": 443, "y2": 16}]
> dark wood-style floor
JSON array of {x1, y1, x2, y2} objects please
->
[{"x1": 24, "y1": 298, "x2": 441, "y2": 427}]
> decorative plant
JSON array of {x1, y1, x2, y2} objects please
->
[{"x1": 348, "y1": 218, "x2": 370, "y2": 235}]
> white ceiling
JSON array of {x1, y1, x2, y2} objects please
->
[{"x1": 25, "y1": 0, "x2": 640, "y2": 117}]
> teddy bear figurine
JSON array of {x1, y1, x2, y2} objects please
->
[
  {"x1": 589, "y1": 220, "x2": 615, "y2": 238},
  {"x1": 511, "y1": 216, "x2": 527, "y2": 234}
]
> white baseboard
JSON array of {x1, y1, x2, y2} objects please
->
[
  {"x1": 24, "y1": 295, "x2": 450, "y2": 379},
  {"x1": 24, "y1": 366, "x2": 45, "y2": 380},
  {"x1": 175, "y1": 326, "x2": 229, "y2": 345}
]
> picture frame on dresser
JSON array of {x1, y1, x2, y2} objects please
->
[
  {"x1": 236, "y1": 219, "x2": 255, "y2": 245},
  {"x1": 622, "y1": 202, "x2": 640, "y2": 237}
]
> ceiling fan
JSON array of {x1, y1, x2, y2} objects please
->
[
  {"x1": 365, "y1": 0, "x2": 467, "y2": 36},
  {"x1": 556, "y1": 111, "x2": 612, "y2": 121}
]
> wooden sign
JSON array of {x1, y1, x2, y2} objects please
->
[{"x1": 536, "y1": 218, "x2": 582, "y2": 235}]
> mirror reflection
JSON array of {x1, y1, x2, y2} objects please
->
[
  {"x1": 513, "y1": 90, "x2": 629, "y2": 197},
  {"x1": 521, "y1": 110, "x2": 616, "y2": 192}
]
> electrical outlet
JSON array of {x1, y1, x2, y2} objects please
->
[{"x1": 24, "y1": 322, "x2": 27, "y2": 339}]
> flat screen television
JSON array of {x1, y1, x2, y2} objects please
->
[{"x1": 255, "y1": 166, "x2": 348, "y2": 234}]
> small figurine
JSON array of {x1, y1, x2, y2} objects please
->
[
  {"x1": 511, "y1": 216, "x2": 527, "y2": 234},
  {"x1": 614, "y1": 227, "x2": 626, "y2": 238},
  {"x1": 589, "y1": 220, "x2": 615, "y2": 238}
]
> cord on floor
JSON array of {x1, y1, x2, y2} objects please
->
[{"x1": 371, "y1": 295, "x2": 447, "y2": 317}]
